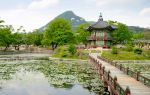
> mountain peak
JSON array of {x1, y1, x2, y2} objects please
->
[
  {"x1": 40, "y1": 11, "x2": 87, "y2": 30},
  {"x1": 56, "y1": 11, "x2": 87, "y2": 28},
  {"x1": 62, "y1": 11, "x2": 75, "y2": 15}
]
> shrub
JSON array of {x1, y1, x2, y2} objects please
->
[
  {"x1": 143, "y1": 50, "x2": 150, "y2": 58},
  {"x1": 111, "y1": 46, "x2": 118, "y2": 54},
  {"x1": 53, "y1": 45, "x2": 77, "y2": 58},
  {"x1": 53, "y1": 46, "x2": 70, "y2": 58},
  {"x1": 68, "y1": 44, "x2": 77, "y2": 55},
  {"x1": 134, "y1": 48, "x2": 143, "y2": 54},
  {"x1": 125, "y1": 44, "x2": 133, "y2": 52}
]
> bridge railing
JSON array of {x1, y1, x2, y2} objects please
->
[
  {"x1": 97, "y1": 55, "x2": 150, "y2": 87},
  {"x1": 89, "y1": 56, "x2": 130, "y2": 95},
  {"x1": 103, "y1": 66, "x2": 126, "y2": 95},
  {"x1": 138, "y1": 74, "x2": 150, "y2": 87}
]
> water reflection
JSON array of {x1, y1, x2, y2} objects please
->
[{"x1": 0, "y1": 61, "x2": 104, "y2": 95}]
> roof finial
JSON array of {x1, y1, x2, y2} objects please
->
[{"x1": 99, "y1": 12, "x2": 103, "y2": 21}]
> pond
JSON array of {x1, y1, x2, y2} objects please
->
[{"x1": 0, "y1": 60, "x2": 105, "y2": 95}]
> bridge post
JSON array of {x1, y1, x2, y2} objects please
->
[
  {"x1": 102, "y1": 66, "x2": 105, "y2": 74},
  {"x1": 114, "y1": 76, "x2": 117, "y2": 90},
  {"x1": 136, "y1": 71, "x2": 140, "y2": 81},
  {"x1": 98, "y1": 63, "x2": 101, "y2": 74},
  {"x1": 125, "y1": 86, "x2": 131, "y2": 95},
  {"x1": 120, "y1": 64, "x2": 122, "y2": 70},
  {"x1": 126, "y1": 67, "x2": 129, "y2": 75},
  {"x1": 99, "y1": 63, "x2": 102, "y2": 70},
  {"x1": 108, "y1": 70, "x2": 110, "y2": 80}
]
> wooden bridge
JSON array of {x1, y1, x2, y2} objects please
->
[{"x1": 89, "y1": 53, "x2": 150, "y2": 95}]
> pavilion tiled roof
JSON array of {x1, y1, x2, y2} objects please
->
[{"x1": 87, "y1": 13, "x2": 117, "y2": 31}]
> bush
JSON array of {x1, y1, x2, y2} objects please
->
[
  {"x1": 134, "y1": 48, "x2": 143, "y2": 54},
  {"x1": 111, "y1": 46, "x2": 118, "y2": 54},
  {"x1": 68, "y1": 44, "x2": 77, "y2": 55},
  {"x1": 143, "y1": 50, "x2": 150, "y2": 58},
  {"x1": 53, "y1": 46, "x2": 70, "y2": 58},
  {"x1": 53, "y1": 45, "x2": 77, "y2": 58},
  {"x1": 125, "y1": 44, "x2": 133, "y2": 52}
]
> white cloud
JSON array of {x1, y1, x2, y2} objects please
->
[
  {"x1": 89, "y1": 0, "x2": 140, "y2": 7},
  {"x1": 28, "y1": 0, "x2": 59, "y2": 10},
  {"x1": 140, "y1": 7, "x2": 150, "y2": 16},
  {"x1": 0, "y1": 0, "x2": 60, "y2": 31},
  {"x1": 0, "y1": 8, "x2": 56, "y2": 32}
]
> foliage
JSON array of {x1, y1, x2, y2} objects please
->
[
  {"x1": 0, "y1": 26, "x2": 13, "y2": 51},
  {"x1": 111, "y1": 46, "x2": 118, "y2": 54},
  {"x1": 133, "y1": 32, "x2": 144, "y2": 40},
  {"x1": 102, "y1": 50, "x2": 149, "y2": 60},
  {"x1": 53, "y1": 45, "x2": 88, "y2": 59},
  {"x1": 143, "y1": 50, "x2": 150, "y2": 58},
  {"x1": 109, "y1": 21, "x2": 133, "y2": 44},
  {"x1": 143, "y1": 31, "x2": 150, "y2": 40},
  {"x1": 125, "y1": 44, "x2": 133, "y2": 52},
  {"x1": 53, "y1": 45, "x2": 70, "y2": 58},
  {"x1": 68, "y1": 44, "x2": 77, "y2": 55},
  {"x1": 134, "y1": 48, "x2": 143, "y2": 55},
  {"x1": 29, "y1": 30, "x2": 43, "y2": 46},
  {"x1": 24, "y1": 32, "x2": 34, "y2": 45},
  {"x1": 43, "y1": 18, "x2": 75, "y2": 49},
  {"x1": 76, "y1": 23, "x2": 90, "y2": 47},
  {"x1": 12, "y1": 32, "x2": 24, "y2": 50}
]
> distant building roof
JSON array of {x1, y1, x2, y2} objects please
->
[{"x1": 87, "y1": 13, "x2": 117, "y2": 31}]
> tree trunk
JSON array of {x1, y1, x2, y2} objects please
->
[
  {"x1": 51, "y1": 44, "x2": 58, "y2": 50},
  {"x1": 85, "y1": 43, "x2": 87, "y2": 48},
  {"x1": 4, "y1": 45, "x2": 9, "y2": 51},
  {"x1": 14, "y1": 46, "x2": 17, "y2": 50},
  {"x1": 17, "y1": 45, "x2": 20, "y2": 51}
]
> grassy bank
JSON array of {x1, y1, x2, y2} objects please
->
[
  {"x1": 102, "y1": 50, "x2": 150, "y2": 60},
  {"x1": 52, "y1": 45, "x2": 89, "y2": 60}
]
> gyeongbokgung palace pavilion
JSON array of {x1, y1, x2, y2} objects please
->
[{"x1": 87, "y1": 13, "x2": 117, "y2": 48}]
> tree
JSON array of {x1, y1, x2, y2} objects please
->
[
  {"x1": 12, "y1": 32, "x2": 24, "y2": 50},
  {"x1": 42, "y1": 18, "x2": 75, "y2": 49},
  {"x1": 11, "y1": 26, "x2": 26, "y2": 50},
  {"x1": 133, "y1": 32, "x2": 144, "y2": 40},
  {"x1": 0, "y1": 26, "x2": 13, "y2": 51},
  {"x1": 27, "y1": 30, "x2": 43, "y2": 46},
  {"x1": 76, "y1": 23, "x2": 90, "y2": 47},
  {"x1": 24, "y1": 32, "x2": 34, "y2": 46},
  {"x1": 109, "y1": 21, "x2": 133, "y2": 45},
  {"x1": 0, "y1": 19, "x2": 5, "y2": 28},
  {"x1": 143, "y1": 31, "x2": 150, "y2": 40}
]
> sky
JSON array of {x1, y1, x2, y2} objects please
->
[{"x1": 0, "y1": 0, "x2": 150, "y2": 31}]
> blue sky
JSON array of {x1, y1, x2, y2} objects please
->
[{"x1": 0, "y1": 0, "x2": 150, "y2": 31}]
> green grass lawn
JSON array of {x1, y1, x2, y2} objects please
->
[{"x1": 102, "y1": 50, "x2": 150, "y2": 60}]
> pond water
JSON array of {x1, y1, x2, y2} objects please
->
[{"x1": 0, "y1": 60, "x2": 105, "y2": 95}]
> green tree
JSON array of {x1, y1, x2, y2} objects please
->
[
  {"x1": 143, "y1": 31, "x2": 150, "y2": 40},
  {"x1": 0, "y1": 26, "x2": 13, "y2": 51},
  {"x1": 133, "y1": 32, "x2": 144, "y2": 40},
  {"x1": 12, "y1": 26, "x2": 26, "y2": 50},
  {"x1": 43, "y1": 18, "x2": 75, "y2": 49},
  {"x1": 76, "y1": 23, "x2": 90, "y2": 47},
  {"x1": 68, "y1": 44, "x2": 77, "y2": 55},
  {"x1": 110, "y1": 21, "x2": 133, "y2": 44},
  {"x1": 12, "y1": 32, "x2": 24, "y2": 50},
  {"x1": 29, "y1": 30, "x2": 43, "y2": 46},
  {"x1": 24, "y1": 32, "x2": 34, "y2": 46}
]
